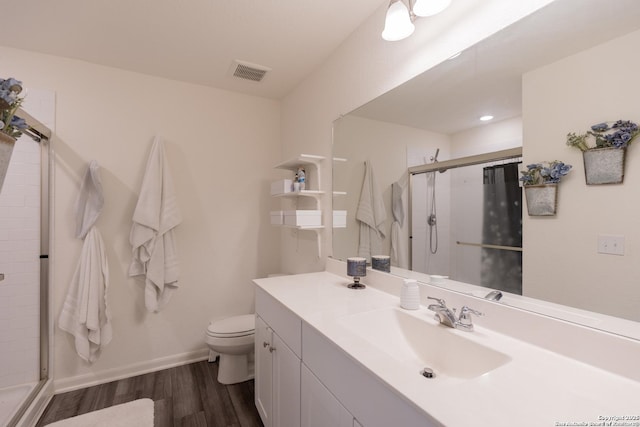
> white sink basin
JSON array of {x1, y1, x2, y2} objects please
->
[{"x1": 339, "y1": 307, "x2": 511, "y2": 379}]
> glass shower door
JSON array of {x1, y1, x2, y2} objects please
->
[{"x1": 0, "y1": 134, "x2": 43, "y2": 426}]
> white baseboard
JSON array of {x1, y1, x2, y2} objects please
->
[{"x1": 53, "y1": 349, "x2": 210, "y2": 394}]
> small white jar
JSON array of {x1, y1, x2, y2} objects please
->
[{"x1": 400, "y1": 279, "x2": 420, "y2": 310}]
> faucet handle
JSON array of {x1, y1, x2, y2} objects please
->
[
  {"x1": 427, "y1": 296, "x2": 446, "y2": 307},
  {"x1": 456, "y1": 306, "x2": 484, "y2": 331}
]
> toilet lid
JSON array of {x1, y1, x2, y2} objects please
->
[{"x1": 208, "y1": 314, "x2": 255, "y2": 337}]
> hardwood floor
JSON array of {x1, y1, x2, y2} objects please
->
[{"x1": 36, "y1": 360, "x2": 264, "y2": 427}]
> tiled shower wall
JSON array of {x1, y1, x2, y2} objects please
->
[{"x1": 0, "y1": 90, "x2": 54, "y2": 389}]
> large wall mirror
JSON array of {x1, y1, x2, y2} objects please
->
[{"x1": 333, "y1": 0, "x2": 640, "y2": 340}]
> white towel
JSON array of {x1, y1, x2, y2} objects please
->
[
  {"x1": 59, "y1": 227, "x2": 112, "y2": 363},
  {"x1": 391, "y1": 173, "x2": 409, "y2": 269},
  {"x1": 129, "y1": 136, "x2": 182, "y2": 312},
  {"x1": 356, "y1": 160, "x2": 387, "y2": 260},
  {"x1": 75, "y1": 160, "x2": 104, "y2": 240}
]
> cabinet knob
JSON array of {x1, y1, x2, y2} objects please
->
[
  {"x1": 263, "y1": 341, "x2": 270, "y2": 348},
  {"x1": 269, "y1": 346, "x2": 276, "y2": 353}
]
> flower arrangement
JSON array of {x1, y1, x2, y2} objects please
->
[
  {"x1": 566, "y1": 120, "x2": 639, "y2": 151},
  {"x1": 0, "y1": 77, "x2": 28, "y2": 139},
  {"x1": 520, "y1": 160, "x2": 572, "y2": 186}
]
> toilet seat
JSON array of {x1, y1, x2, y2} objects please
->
[{"x1": 207, "y1": 314, "x2": 255, "y2": 338}]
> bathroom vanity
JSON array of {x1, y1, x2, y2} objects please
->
[{"x1": 253, "y1": 259, "x2": 640, "y2": 427}]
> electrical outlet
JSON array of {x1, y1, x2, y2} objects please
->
[{"x1": 597, "y1": 235, "x2": 625, "y2": 256}]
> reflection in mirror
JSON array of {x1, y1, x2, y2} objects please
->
[
  {"x1": 408, "y1": 149, "x2": 523, "y2": 295},
  {"x1": 332, "y1": 0, "x2": 640, "y2": 340}
]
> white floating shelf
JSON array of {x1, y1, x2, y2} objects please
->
[
  {"x1": 274, "y1": 190, "x2": 325, "y2": 200},
  {"x1": 332, "y1": 191, "x2": 347, "y2": 196},
  {"x1": 333, "y1": 157, "x2": 347, "y2": 163},
  {"x1": 282, "y1": 225, "x2": 325, "y2": 230},
  {"x1": 275, "y1": 154, "x2": 325, "y2": 171}
]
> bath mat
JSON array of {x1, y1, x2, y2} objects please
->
[{"x1": 44, "y1": 398, "x2": 153, "y2": 427}]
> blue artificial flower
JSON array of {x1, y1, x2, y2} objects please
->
[
  {"x1": 591, "y1": 122, "x2": 609, "y2": 132},
  {"x1": 0, "y1": 77, "x2": 22, "y2": 93},
  {"x1": 549, "y1": 162, "x2": 571, "y2": 180},
  {"x1": 612, "y1": 120, "x2": 636, "y2": 130},
  {"x1": 0, "y1": 88, "x2": 14, "y2": 106},
  {"x1": 558, "y1": 162, "x2": 572, "y2": 175},
  {"x1": 526, "y1": 163, "x2": 542, "y2": 170},
  {"x1": 10, "y1": 116, "x2": 27, "y2": 130}
]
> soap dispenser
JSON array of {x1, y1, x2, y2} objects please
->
[{"x1": 401, "y1": 279, "x2": 420, "y2": 310}]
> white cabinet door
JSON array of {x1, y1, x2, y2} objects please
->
[
  {"x1": 301, "y1": 364, "x2": 353, "y2": 427},
  {"x1": 272, "y1": 332, "x2": 301, "y2": 427},
  {"x1": 255, "y1": 316, "x2": 273, "y2": 427}
]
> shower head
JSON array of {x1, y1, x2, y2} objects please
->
[{"x1": 430, "y1": 148, "x2": 440, "y2": 163}]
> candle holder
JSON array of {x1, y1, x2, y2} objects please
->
[
  {"x1": 347, "y1": 257, "x2": 367, "y2": 289},
  {"x1": 371, "y1": 255, "x2": 390, "y2": 273}
]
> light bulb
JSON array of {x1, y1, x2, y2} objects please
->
[
  {"x1": 412, "y1": 0, "x2": 452, "y2": 17},
  {"x1": 381, "y1": 0, "x2": 415, "y2": 41}
]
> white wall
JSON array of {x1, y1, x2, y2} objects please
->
[
  {"x1": 451, "y1": 117, "x2": 522, "y2": 158},
  {"x1": 523, "y1": 29, "x2": 640, "y2": 321},
  {"x1": 0, "y1": 47, "x2": 282, "y2": 389},
  {"x1": 280, "y1": 0, "x2": 554, "y2": 274}
]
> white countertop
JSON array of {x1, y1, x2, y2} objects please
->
[{"x1": 254, "y1": 271, "x2": 640, "y2": 427}]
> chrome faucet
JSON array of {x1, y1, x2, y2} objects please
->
[
  {"x1": 427, "y1": 297, "x2": 483, "y2": 331},
  {"x1": 484, "y1": 290, "x2": 503, "y2": 301}
]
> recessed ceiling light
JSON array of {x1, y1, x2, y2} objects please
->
[{"x1": 480, "y1": 115, "x2": 494, "y2": 122}]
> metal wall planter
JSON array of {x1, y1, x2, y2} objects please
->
[
  {"x1": 524, "y1": 184, "x2": 557, "y2": 216},
  {"x1": 583, "y1": 147, "x2": 625, "y2": 185}
]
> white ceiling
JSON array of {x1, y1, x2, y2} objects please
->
[{"x1": 0, "y1": 0, "x2": 384, "y2": 99}]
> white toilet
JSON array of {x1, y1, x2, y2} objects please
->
[{"x1": 205, "y1": 314, "x2": 256, "y2": 385}]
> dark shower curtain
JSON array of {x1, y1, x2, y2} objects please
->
[{"x1": 481, "y1": 163, "x2": 522, "y2": 294}]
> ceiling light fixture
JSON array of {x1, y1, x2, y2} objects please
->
[
  {"x1": 413, "y1": 0, "x2": 452, "y2": 17},
  {"x1": 480, "y1": 115, "x2": 494, "y2": 122},
  {"x1": 382, "y1": 0, "x2": 451, "y2": 41},
  {"x1": 381, "y1": 0, "x2": 415, "y2": 41}
]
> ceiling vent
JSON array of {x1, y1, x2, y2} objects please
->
[{"x1": 230, "y1": 60, "x2": 271, "y2": 83}]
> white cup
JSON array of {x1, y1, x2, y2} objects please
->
[{"x1": 401, "y1": 279, "x2": 420, "y2": 310}]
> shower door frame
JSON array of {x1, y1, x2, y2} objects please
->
[{"x1": 7, "y1": 107, "x2": 53, "y2": 427}]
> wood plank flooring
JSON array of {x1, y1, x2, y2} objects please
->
[{"x1": 35, "y1": 360, "x2": 264, "y2": 427}]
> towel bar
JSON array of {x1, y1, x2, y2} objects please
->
[{"x1": 456, "y1": 241, "x2": 522, "y2": 252}]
